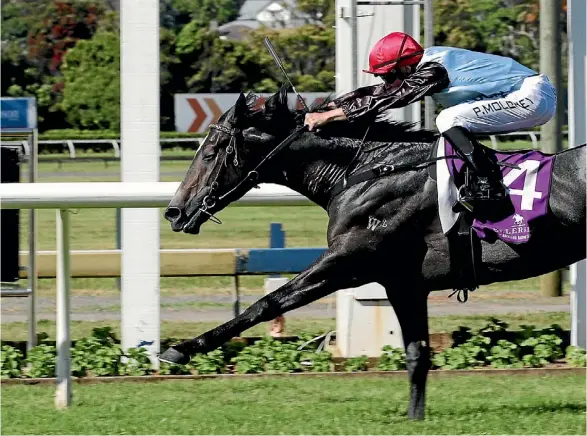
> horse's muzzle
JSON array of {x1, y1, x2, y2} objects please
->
[{"x1": 164, "y1": 205, "x2": 203, "y2": 234}]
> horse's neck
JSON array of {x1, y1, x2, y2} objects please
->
[
  {"x1": 283, "y1": 160, "x2": 348, "y2": 209},
  {"x1": 261, "y1": 136, "x2": 356, "y2": 209},
  {"x1": 264, "y1": 134, "x2": 435, "y2": 210}
]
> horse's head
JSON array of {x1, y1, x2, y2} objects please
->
[{"x1": 164, "y1": 86, "x2": 296, "y2": 234}]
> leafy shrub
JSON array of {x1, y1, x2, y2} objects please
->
[
  {"x1": 0, "y1": 321, "x2": 577, "y2": 378},
  {"x1": 434, "y1": 320, "x2": 569, "y2": 370},
  {"x1": 377, "y1": 345, "x2": 406, "y2": 371},
  {"x1": 344, "y1": 355, "x2": 369, "y2": 372},
  {"x1": 120, "y1": 347, "x2": 154, "y2": 376},
  {"x1": 433, "y1": 335, "x2": 490, "y2": 369},
  {"x1": 72, "y1": 327, "x2": 122, "y2": 377},
  {"x1": 478, "y1": 318, "x2": 509, "y2": 335},
  {"x1": 24, "y1": 344, "x2": 56, "y2": 378},
  {"x1": 89, "y1": 343, "x2": 123, "y2": 376},
  {"x1": 300, "y1": 350, "x2": 333, "y2": 372},
  {"x1": 231, "y1": 345, "x2": 266, "y2": 374},
  {"x1": 522, "y1": 354, "x2": 543, "y2": 368},
  {"x1": 1, "y1": 345, "x2": 23, "y2": 378},
  {"x1": 487, "y1": 340, "x2": 523, "y2": 368},
  {"x1": 264, "y1": 341, "x2": 303, "y2": 373},
  {"x1": 158, "y1": 362, "x2": 192, "y2": 375},
  {"x1": 191, "y1": 349, "x2": 225, "y2": 375},
  {"x1": 566, "y1": 346, "x2": 586, "y2": 367},
  {"x1": 520, "y1": 334, "x2": 563, "y2": 366},
  {"x1": 231, "y1": 337, "x2": 304, "y2": 374}
]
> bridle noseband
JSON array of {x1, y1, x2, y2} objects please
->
[{"x1": 197, "y1": 122, "x2": 307, "y2": 225}]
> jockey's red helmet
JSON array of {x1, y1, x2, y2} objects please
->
[{"x1": 363, "y1": 32, "x2": 424, "y2": 75}]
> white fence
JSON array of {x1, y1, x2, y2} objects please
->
[{"x1": 0, "y1": 131, "x2": 570, "y2": 161}]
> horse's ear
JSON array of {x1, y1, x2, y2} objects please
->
[
  {"x1": 234, "y1": 92, "x2": 247, "y2": 117},
  {"x1": 226, "y1": 92, "x2": 248, "y2": 125},
  {"x1": 263, "y1": 85, "x2": 289, "y2": 115},
  {"x1": 278, "y1": 83, "x2": 288, "y2": 106}
]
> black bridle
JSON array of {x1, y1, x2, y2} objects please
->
[{"x1": 197, "y1": 122, "x2": 309, "y2": 225}]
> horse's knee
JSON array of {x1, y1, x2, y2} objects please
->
[{"x1": 406, "y1": 341, "x2": 431, "y2": 381}]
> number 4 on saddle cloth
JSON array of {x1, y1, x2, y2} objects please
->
[
  {"x1": 436, "y1": 137, "x2": 555, "y2": 246},
  {"x1": 434, "y1": 137, "x2": 555, "y2": 300}
]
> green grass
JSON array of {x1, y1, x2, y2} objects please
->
[
  {"x1": 20, "y1": 205, "x2": 329, "y2": 251},
  {"x1": 0, "y1": 312, "x2": 570, "y2": 342},
  {"x1": 2, "y1": 374, "x2": 585, "y2": 434}
]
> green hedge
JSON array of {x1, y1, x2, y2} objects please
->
[{"x1": 1, "y1": 319, "x2": 585, "y2": 379}]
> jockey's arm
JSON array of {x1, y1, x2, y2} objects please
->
[
  {"x1": 329, "y1": 85, "x2": 381, "y2": 107},
  {"x1": 337, "y1": 62, "x2": 449, "y2": 122}
]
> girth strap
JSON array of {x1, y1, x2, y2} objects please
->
[
  {"x1": 329, "y1": 155, "x2": 453, "y2": 200},
  {"x1": 447, "y1": 211, "x2": 480, "y2": 303}
]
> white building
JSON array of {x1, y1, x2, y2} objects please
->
[{"x1": 217, "y1": 0, "x2": 316, "y2": 40}]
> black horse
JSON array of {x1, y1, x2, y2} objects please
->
[{"x1": 161, "y1": 86, "x2": 586, "y2": 420}]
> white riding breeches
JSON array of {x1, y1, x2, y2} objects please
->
[{"x1": 435, "y1": 74, "x2": 557, "y2": 134}]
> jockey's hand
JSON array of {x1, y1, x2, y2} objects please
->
[
  {"x1": 304, "y1": 112, "x2": 330, "y2": 131},
  {"x1": 304, "y1": 109, "x2": 347, "y2": 131}
]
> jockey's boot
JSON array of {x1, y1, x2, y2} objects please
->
[{"x1": 442, "y1": 127, "x2": 507, "y2": 212}]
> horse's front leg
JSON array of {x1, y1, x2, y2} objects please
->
[
  {"x1": 159, "y1": 242, "x2": 364, "y2": 364},
  {"x1": 386, "y1": 288, "x2": 430, "y2": 420}
]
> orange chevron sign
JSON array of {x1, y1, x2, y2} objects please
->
[
  {"x1": 175, "y1": 93, "x2": 331, "y2": 133},
  {"x1": 187, "y1": 98, "x2": 207, "y2": 132},
  {"x1": 204, "y1": 98, "x2": 223, "y2": 125}
]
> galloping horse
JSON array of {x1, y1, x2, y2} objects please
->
[{"x1": 160, "y1": 86, "x2": 586, "y2": 420}]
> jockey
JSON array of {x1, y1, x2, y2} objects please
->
[{"x1": 304, "y1": 32, "x2": 557, "y2": 206}]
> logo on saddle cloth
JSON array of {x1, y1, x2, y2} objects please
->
[{"x1": 444, "y1": 141, "x2": 555, "y2": 244}]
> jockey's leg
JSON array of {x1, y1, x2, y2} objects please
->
[
  {"x1": 436, "y1": 74, "x2": 556, "y2": 204},
  {"x1": 441, "y1": 125, "x2": 505, "y2": 191}
]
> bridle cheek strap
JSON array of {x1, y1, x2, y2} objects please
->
[
  {"x1": 197, "y1": 124, "x2": 242, "y2": 224},
  {"x1": 200, "y1": 124, "x2": 308, "y2": 215}
]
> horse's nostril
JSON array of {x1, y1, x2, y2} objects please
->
[{"x1": 164, "y1": 207, "x2": 182, "y2": 222}]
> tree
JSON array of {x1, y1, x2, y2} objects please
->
[
  {"x1": 27, "y1": 1, "x2": 106, "y2": 75},
  {"x1": 433, "y1": 0, "x2": 567, "y2": 73},
  {"x1": 296, "y1": 0, "x2": 335, "y2": 26},
  {"x1": 160, "y1": 0, "x2": 242, "y2": 31},
  {"x1": 60, "y1": 31, "x2": 120, "y2": 130},
  {"x1": 246, "y1": 24, "x2": 335, "y2": 92},
  {"x1": 1, "y1": 0, "x2": 111, "y2": 130}
]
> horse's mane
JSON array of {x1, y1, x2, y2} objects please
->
[{"x1": 242, "y1": 91, "x2": 438, "y2": 145}]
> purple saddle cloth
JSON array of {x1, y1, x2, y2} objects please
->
[{"x1": 445, "y1": 140, "x2": 555, "y2": 244}]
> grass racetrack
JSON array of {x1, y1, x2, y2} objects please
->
[{"x1": 2, "y1": 373, "x2": 585, "y2": 434}]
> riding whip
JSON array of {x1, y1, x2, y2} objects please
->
[{"x1": 263, "y1": 37, "x2": 310, "y2": 113}]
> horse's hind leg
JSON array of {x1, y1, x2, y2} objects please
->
[{"x1": 386, "y1": 288, "x2": 430, "y2": 420}]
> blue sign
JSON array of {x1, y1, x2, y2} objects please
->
[{"x1": 1, "y1": 97, "x2": 37, "y2": 129}]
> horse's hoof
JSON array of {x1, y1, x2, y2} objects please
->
[{"x1": 159, "y1": 347, "x2": 190, "y2": 365}]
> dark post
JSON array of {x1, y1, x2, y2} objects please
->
[{"x1": 539, "y1": 0, "x2": 564, "y2": 297}]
